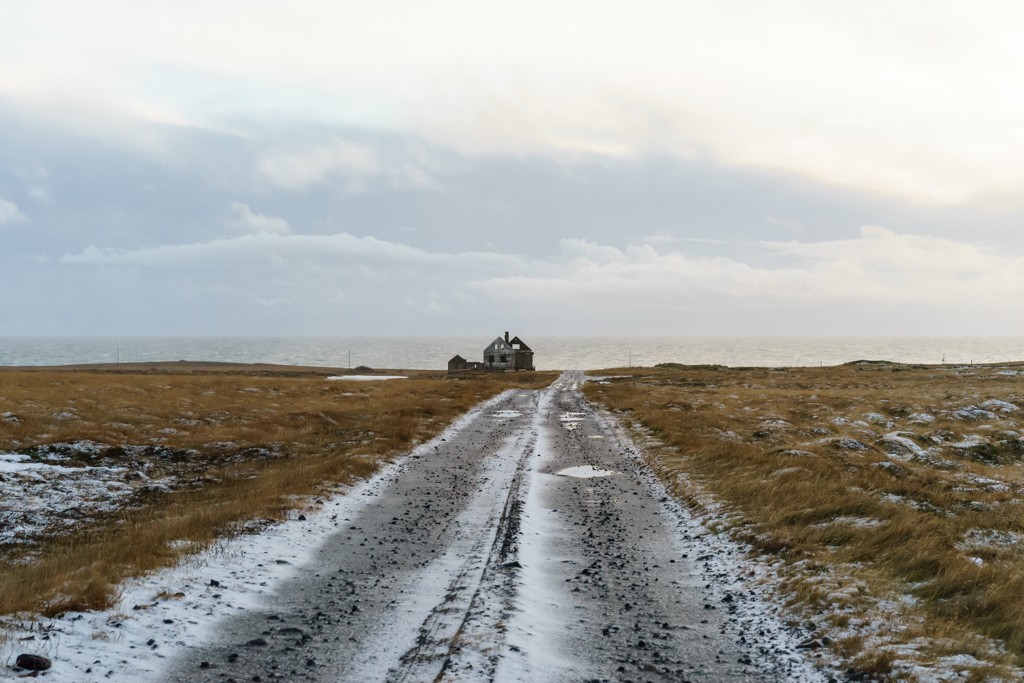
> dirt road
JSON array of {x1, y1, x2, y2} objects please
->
[{"x1": 163, "y1": 372, "x2": 824, "y2": 682}]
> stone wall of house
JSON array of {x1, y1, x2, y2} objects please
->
[{"x1": 483, "y1": 338, "x2": 515, "y2": 371}]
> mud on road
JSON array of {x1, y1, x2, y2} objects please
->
[{"x1": 164, "y1": 372, "x2": 827, "y2": 682}]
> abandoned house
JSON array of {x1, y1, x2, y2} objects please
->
[{"x1": 447, "y1": 332, "x2": 535, "y2": 372}]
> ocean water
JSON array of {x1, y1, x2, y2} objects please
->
[{"x1": 2, "y1": 336, "x2": 1024, "y2": 370}]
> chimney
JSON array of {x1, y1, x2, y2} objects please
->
[{"x1": 504, "y1": 331, "x2": 509, "y2": 343}]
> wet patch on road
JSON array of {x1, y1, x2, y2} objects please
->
[
  {"x1": 558, "y1": 412, "x2": 587, "y2": 431},
  {"x1": 555, "y1": 465, "x2": 617, "y2": 478}
]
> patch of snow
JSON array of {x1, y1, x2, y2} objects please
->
[
  {"x1": 758, "y1": 418, "x2": 792, "y2": 429},
  {"x1": 490, "y1": 410, "x2": 522, "y2": 419},
  {"x1": 907, "y1": 412, "x2": 935, "y2": 424},
  {"x1": 957, "y1": 528, "x2": 1024, "y2": 552},
  {"x1": 812, "y1": 516, "x2": 888, "y2": 530},
  {"x1": 946, "y1": 434, "x2": 987, "y2": 449},
  {"x1": 830, "y1": 437, "x2": 872, "y2": 451},
  {"x1": 558, "y1": 412, "x2": 586, "y2": 431},
  {"x1": 769, "y1": 466, "x2": 807, "y2": 478},
  {"x1": 0, "y1": 388, "x2": 522, "y2": 683},
  {"x1": 873, "y1": 461, "x2": 907, "y2": 477},
  {"x1": 953, "y1": 473, "x2": 1010, "y2": 493},
  {"x1": 880, "y1": 432, "x2": 927, "y2": 458},
  {"x1": 863, "y1": 412, "x2": 894, "y2": 428},
  {"x1": 980, "y1": 399, "x2": 1019, "y2": 413},
  {"x1": 0, "y1": 453, "x2": 139, "y2": 546},
  {"x1": 950, "y1": 405, "x2": 997, "y2": 421},
  {"x1": 555, "y1": 465, "x2": 617, "y2": 479},
  {"x1": 326, "y1": 375, "x2": 408, "y2": 381}
]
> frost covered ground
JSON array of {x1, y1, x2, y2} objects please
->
[
  {"x1": 0, "y1": 447, "x2": 177, "y2": 549},
  {"x1": 2, "y1": 376, "x2": 844, "y2": 682},
  {"x1": 7, "y1": 363, "x2": 1024, "y2": 681},
  {"x1": 0, "y1": 389, "x2": 507, "y2": 681},
  {"x1": 0, "y1": 470, "x2": 382, "y2": 680}
]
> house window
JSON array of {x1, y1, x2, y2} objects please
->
[
  {"x1": 488, "y1": 355, "x2": 494, "y2": 363},
  {"x1": 500, "y1": 355, "x2": 508, "y2": 363}
]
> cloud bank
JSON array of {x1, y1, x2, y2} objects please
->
[{"x1": 33, "y1": 226, "x2": 1021, "y2": 336}]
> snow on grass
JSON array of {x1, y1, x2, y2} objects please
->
[
  {"x1": 325, "y1": 375, "x2": 408, "y2": 381},
  {"x1": 0, "y1": 453, "x2": 139, "y2": 547},
  {"x1": 950, "y1": 405, "x2": 998, "y2": 421},
  {"x1": 0, "y1": 390, "x2": 519, "y2": 681},
  {"x1": 879, "y1": 432, "x2": 929, "y2": 458},
  {"x1": 981, "y1": 399, "x2": 1019, "y2": 413},
  {"x1": 811, "y1": 516, "x2": 888, "y2": 530}
]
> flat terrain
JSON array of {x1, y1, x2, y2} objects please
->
[
  {"x1": 159, "y1": 372, "x2": 818, "y2": 682},
  {"x1": 7, "y1": 360, "x2": 1024, "y2": 681},
  {"x1": 0, "y1": 363, "x2": 554, "y2": 615}
]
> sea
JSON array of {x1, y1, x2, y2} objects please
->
[{"x1": 2, "y1": 336, "x2": 1024, "y2": 371}]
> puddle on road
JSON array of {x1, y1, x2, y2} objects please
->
[
  {"x1": 559, "y1": 412, "x2": 587, "y2": 431},
  {"x1": 490, "y1": 410, "x2": 522, "y2": 419},
  {"x1": 556, "y1": 465, "x2": 618, "y2": 479}
]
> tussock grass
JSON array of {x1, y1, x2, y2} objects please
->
[
  {"x1": 0, "y1": 363, "x2": 555, "y2": 616},
  {"x1": 585, "y1": 362, "x2": 1024, "y2": 679}
]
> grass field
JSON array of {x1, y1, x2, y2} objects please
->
[
  {"x1": 585, "y1": 362, "x2": 1024, "y2": 681},
  {"x1": 0, "y1": 363, "x2": 555, "y2": 617}
]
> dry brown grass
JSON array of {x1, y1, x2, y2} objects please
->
[
  {"x1": 0, "y1": 363, "x2": 555, "y2": 616},
  {"x1": 585, "y1": 361, "x2": 1024, "y2": 679}
]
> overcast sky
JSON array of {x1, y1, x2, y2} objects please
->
[{"x1": 3, "y1": 1, "x2": 1024, "y2": 336}]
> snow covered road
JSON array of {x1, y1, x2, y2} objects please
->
[{"x1": 4, "y1": 372, "x2": 830, "y2": 682}]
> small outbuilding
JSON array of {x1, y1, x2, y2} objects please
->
[{"x1": 447, "y1": 354, "x2": 483, "y2": 372}]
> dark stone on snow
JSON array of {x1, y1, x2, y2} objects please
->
[{"x1": 15, "y1": 654, "x2": 51, "y2": 671}]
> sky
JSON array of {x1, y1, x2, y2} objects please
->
[{"x1": 3, "y1": 1, "x2": 1024, "y2": 336}]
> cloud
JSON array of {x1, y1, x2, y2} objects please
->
[
  {"x1": 0, "y1": 197, "x2": 26, "y2": 225},
  {"x1": 225, "y1": 202, "x2": 290, "y2": 235},
  {"x1": 59, "y1": 227, "x2": 1024, "y2": 314},
  {"x1": 473, "y1": 227, "x2": 1024, "y2": 313},
  {"x1": 0, "y1": 215, "x2": 1003, "y2": 336},
  {"x1": 7, "y1": 3, "x2": 1024, "y2": 204},
  {"x1": 60, "y1": 231, "x2": 525, "y2": 272},
  {"x1": 48, "y1": 230, "x2": 528, "y2": 335},
  {"x1": 257, "y1": 141, "x2": 380, "y2": 191}
]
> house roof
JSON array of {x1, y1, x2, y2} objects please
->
[
  {"x1": 509, "y1": 336, "x2": 531, "y2": 351},
  {"x1": 486, "y1": 337, "x2": 512, "y2": 350},
  {"x1": 449, "y1": 354, "x2": 466, "y2": 362}
]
